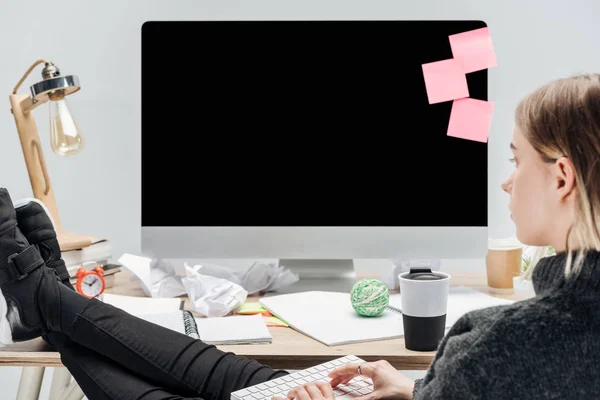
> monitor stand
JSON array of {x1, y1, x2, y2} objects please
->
[{"x1": 263, "y1": 259, "x2": 358, "y2": 296}]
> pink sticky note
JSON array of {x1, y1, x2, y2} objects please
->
[
  {"x1": 448, "y1": 27, "x2": 497, "y2": 73},
  {"x1": 422, "y1": 58, "x2": 469, "y2": 104},
  {"x1": 447, "y1": 98, "x2": 494, "y2": 143}
]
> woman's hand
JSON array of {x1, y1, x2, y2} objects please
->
[
  {"x1": 272, "y1": 381, "x2": 335, "y2": 400},
  {"x1": 328, "y1": 360, "x2": 415, "y2": 400}
]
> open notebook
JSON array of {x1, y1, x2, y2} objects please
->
[
  {"x1": 259, "y1": 287, "x2": 516, "y2": 346},
  {"x1": 194, "y1": 314, "x2": 272, "y2": 345},
  {"x1": 100, "y1": 293, "x2": 199, "y2": 339},
  {"x1": 260, "y1": 291, "x2": 404, "y2": 346}
]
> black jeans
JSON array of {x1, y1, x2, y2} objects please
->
[{"x1": 47, "y1": 285, "x2": 288, "y2": 400}]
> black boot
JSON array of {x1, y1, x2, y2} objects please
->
[
  {"x1": 14, "y1": 198, "x2": 75, "y2": 291},
  {"x1": 0, "y1": 188, "x2": 60, "y2": 343}
]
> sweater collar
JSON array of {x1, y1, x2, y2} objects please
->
[{"x1": 532, "y1": 250, "x2": 600, "y2": 294}]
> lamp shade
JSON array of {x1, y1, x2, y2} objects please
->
[{"x1": 29, "y1": 75, "x2": 80, "y2": 103}]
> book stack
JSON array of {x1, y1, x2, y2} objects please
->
[{"x1": 62, "y1": 237, "x2": 121, "y2": 288}]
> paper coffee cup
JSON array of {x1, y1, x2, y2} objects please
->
[
  {"x1": 399, "y1": 268, "x2": 450, "y2": 352},
  {"x1": 486, "y1": 237, "x2": 523, "y2": 293}
]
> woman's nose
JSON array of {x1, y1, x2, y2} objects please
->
[{"x1": 501, "y1": 173, "x2": 513, "y2": 194}]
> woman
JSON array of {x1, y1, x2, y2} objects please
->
[{"x1": 0, "y1": 73, "x2": 599, "y2": 400}]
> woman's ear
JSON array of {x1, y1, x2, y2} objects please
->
[{"x1": 554, "y1": 157, "x2": 576, "y2": 201}]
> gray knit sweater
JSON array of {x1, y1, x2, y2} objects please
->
[{"x1": 412, "y1": 251, "x2": 600, "y2": 399}]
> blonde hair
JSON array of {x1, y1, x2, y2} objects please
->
[{"x1": 515, "y1": 73, "x2": 600, "y2": 278}]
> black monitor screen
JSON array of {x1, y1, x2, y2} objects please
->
[{"x1": 142, "y1": 20, "x2": 488, "y2": 227}]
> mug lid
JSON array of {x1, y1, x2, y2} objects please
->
[{"x1": 403, "y1": 267, "x2": 446, "y2": 281}]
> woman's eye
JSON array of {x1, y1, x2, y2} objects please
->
[{"x1": 509, "y1": 157, "x2": 516, "y2": 164}]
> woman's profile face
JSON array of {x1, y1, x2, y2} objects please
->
[{"x1": 501, "y1": 129, "x2": 557, "y2": 246}]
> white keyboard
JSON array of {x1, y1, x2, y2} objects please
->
[{"x1": 231, "y1": 355, "x2": 373, "y2": 400}]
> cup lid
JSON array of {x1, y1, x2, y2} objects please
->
[
  {"x1": 488, "y1": 237, "x2": 522, "y2": 250},
  {"x1": 402, "y1": 267, "x2": 447, "y2": 281}
]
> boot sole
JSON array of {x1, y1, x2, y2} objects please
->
[{"x1": 0, "y1": 286, "x2": 11, "y2": 346}]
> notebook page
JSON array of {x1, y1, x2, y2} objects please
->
[
  {"x1": 194, "y1": 314, "x2": 272, "y2": 345},
  {"x1": 138, "y1": 312, "x2": 185, "y2": 335},
  {"x1": 260, "y1": 291, "x2": 404, "y2": 346},
  {"x1": 100, "y1": 293, "x2": 183, "y2": 316}
]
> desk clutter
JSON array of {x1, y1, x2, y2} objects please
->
[
  {"x1": 259, "y1": 285, "x2": 515, "y2": 346},
  {"x1": 98, "y1": 293, "x2": 274, "y2": 344},
  {"x1": 62, "y1": 237, "x2": 123, "y2": 289},
  {"x1": 113, "y1": 254, "x2": 518, "y2": 350},
  {"x1": 118, "y1": 254, "x2": 299, "y2": 317}
]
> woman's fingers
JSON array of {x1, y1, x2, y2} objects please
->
[
  {"x1": 328, "y1": 362, "x2": 361, "y2": 379},
  {"x1": 278, "y1": 382, "x2": 334, "y2": 399},
  {"x1": 329, "y1": 361, "x2": 376, "y2": 379},
  {"x1": 328, "y1": 363, "x2": 360, "y2": 387},
  {"x1": 314, "y1": 381, "x2": 335, "y2": 399},
  {"x1": 340, "y1": 377, "x2": 354, "y2": 386},
  {"x1": 303, "y1": 383, "x2": 324, "y2": 398},
  {"x1": 329, "y1": 375, "x2": 354, "y2": 388},
  {"x1": 329, "y1": 361, "x2": 378, "y2": 388},
  {"x1": 286, "y1": 386, "x2": 313, "y2": 400}
]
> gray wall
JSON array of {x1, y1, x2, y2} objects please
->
[{"x1": 1, "y1": 0, "x2": 599, "y2": 398}]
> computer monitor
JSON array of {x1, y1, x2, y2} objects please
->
[{"x1": 141, "y1": 20, "x2": 488, "y2": 290}]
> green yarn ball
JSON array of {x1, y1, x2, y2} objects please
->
[{"x1": 350, "y1": 278, "x2": 390, "y2": 317}]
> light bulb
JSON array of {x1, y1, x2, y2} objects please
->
[{"x1": 49, "y1": 97, "x2": 84, "y2": 156}]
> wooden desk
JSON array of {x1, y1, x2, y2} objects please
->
[{"x1": 0, "y1": 270, "x2": 530, "y2": 371}]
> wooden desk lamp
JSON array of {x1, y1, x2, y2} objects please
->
[{"x1": 9, "y1": 59, "x2": 93, "y2": 251}]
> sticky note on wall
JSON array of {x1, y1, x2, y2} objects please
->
[
  {"x1": 446, "y1": 98, "x2": 494, "y2": 143},
  {"x1": 448, "y1": 27, "x2": 497, "y2": 73},
  {"x1": 421, "y1": 58, "x2": 469, "y2": 104}
]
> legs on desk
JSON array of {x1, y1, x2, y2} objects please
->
[
  {"x1": 12, "y1": 296, "x2": 288, "y2": 400},
  {"x1": 45, "y1": 301, "x2": 289, "y2": 400},
  {"x1": 0, "y1": 190, "x2": 287, "y2": 400},
  {"x1": 48, "y1": 332, "x2": 220, "y2": 400}
]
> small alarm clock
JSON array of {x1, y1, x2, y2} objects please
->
[{"x1": 76, "y1": 266, "x2": 106, "y2": 298}]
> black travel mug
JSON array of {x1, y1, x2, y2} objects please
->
[{"x1": 398, "y1": 268, "x2": 450, "y2": 351}]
